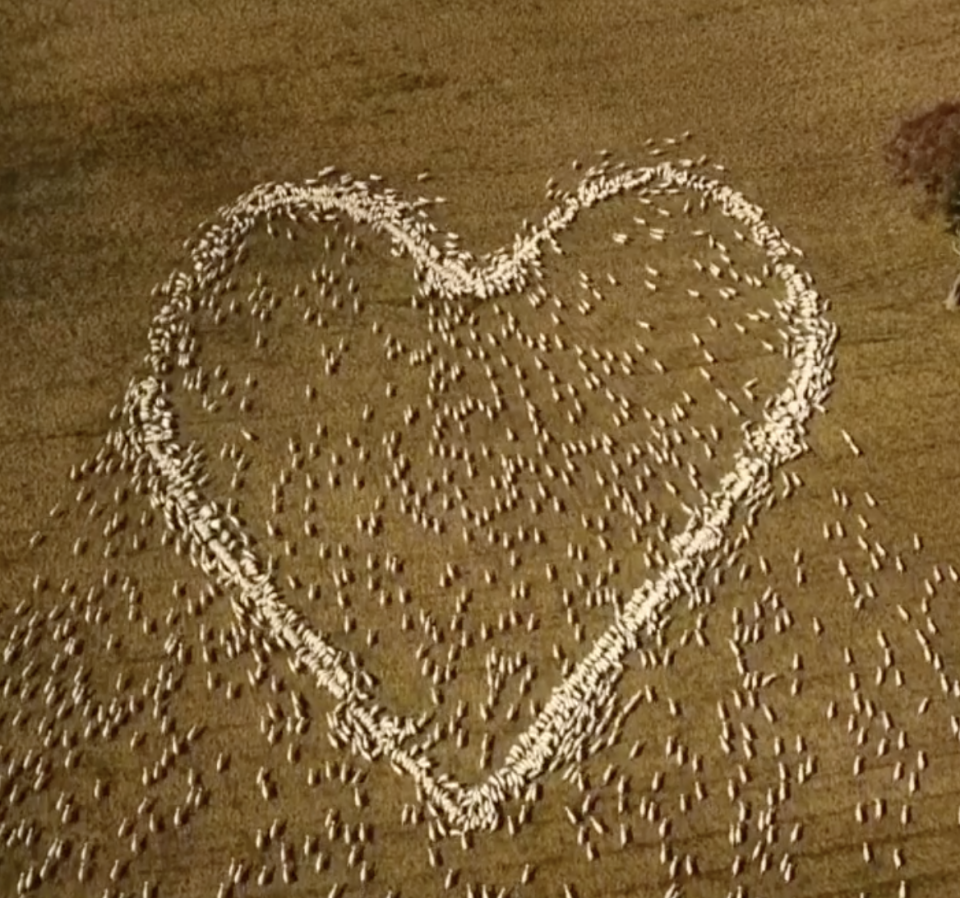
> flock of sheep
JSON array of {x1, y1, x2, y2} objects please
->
[
  {"x1": 118, "y1": 157, "x2": 836, "y2": 834},
  {"x1": 5, "y1": 150, "x2": 956, "y2": 898}
]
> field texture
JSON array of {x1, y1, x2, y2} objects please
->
[{"x1": 2, "y1": 2, "x2": 960, "y2": 897}]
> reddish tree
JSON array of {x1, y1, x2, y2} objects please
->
[{"x1": 883, "y1": 101, "x2": 960, "y2": 307}]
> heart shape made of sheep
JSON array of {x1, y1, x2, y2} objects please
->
[{"x1": 120, "y1": 159, "x2": 835, "y2": 833}]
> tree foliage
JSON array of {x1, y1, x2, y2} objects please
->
[{"x1": 883, "y1": 101, "x2": 960, "y2": 234}]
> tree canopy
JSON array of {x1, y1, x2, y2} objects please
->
[{"x1": 883, "y1": 101, "x2": 960, "y2": 234}]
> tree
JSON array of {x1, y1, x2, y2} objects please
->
[{"x1": 882, "y1": 101, "x2": 960, "y2": 308}]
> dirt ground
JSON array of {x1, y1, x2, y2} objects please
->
[{"x1": 2, "y1": 2, "x2": 960, "y2": 897}]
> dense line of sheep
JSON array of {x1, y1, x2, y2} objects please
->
[{"x1": 117, "y1": 159, "x2": 836, "y2": 833}]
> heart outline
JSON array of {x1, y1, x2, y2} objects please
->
[{"x1": 119, "y1": 160, "x2": 836, "y2": 833}]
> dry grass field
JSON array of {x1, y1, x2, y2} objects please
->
[{"x1": 2, "y1": 2, "x2": 960, "y2": 897}]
